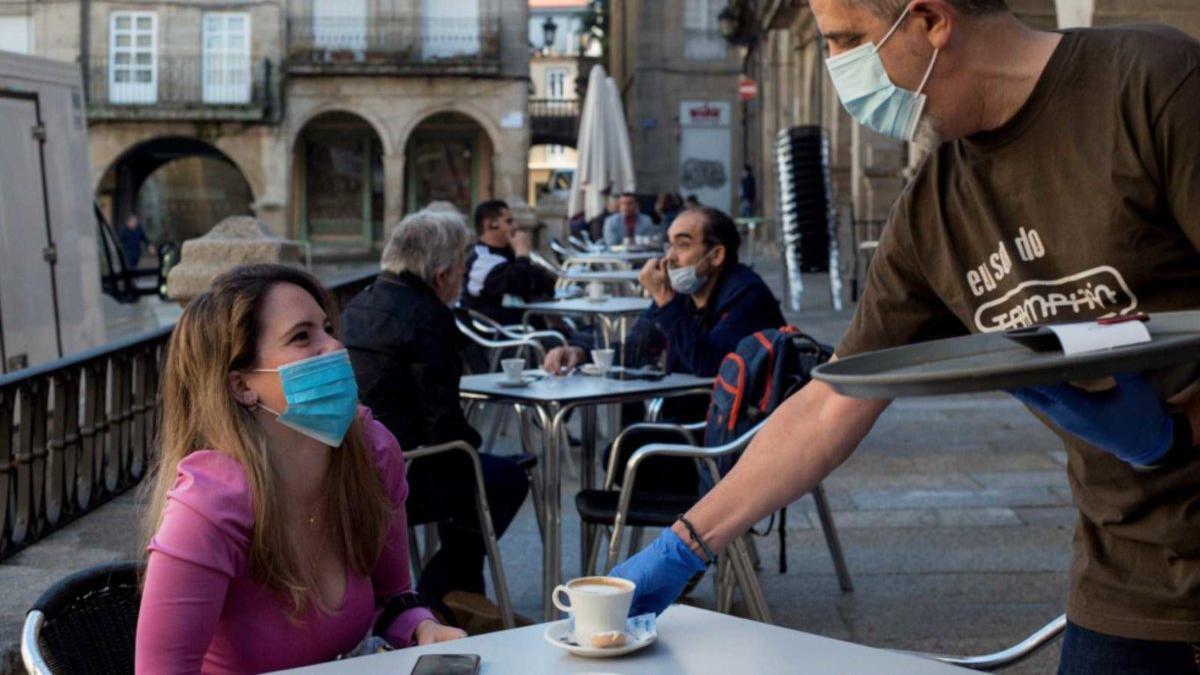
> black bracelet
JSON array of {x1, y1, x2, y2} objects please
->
[
  {"x1": 677, "y1": 515, "x2": 718, "y2": 567},
  {"x1": 372, "y1": 592, "x2": 427, "y2": 637}
]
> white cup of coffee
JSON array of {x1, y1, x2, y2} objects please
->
[
  {"x1": 591, "y1": 348, "x2": 615, "y2": 373},
  {"x1": 587, "y1": 281, "x2": 606, "y2": 301},
  {"x1": 552, "y1": 576, "x2": 635, "y2": 645},
  {"x1": 500, "y1": 358, "x2": 525, "y2": 383}
]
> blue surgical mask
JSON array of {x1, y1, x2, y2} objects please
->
[
  {"x1": 253, "y1": 349, "x2": 359, "y2": 447},
  {"x1": 825, "y1": 7, "x2": 940, "y2": 142},
  {"x1": 668, "y1": 249, "x2": 715, "y2": 295}
]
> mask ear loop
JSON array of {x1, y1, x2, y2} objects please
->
[
  {"x1": 916, "y1": 48, "x2": 940, "y2": 95},
  {"x1": 876, "y1": 5, "x2": 912, "y2": 50}
]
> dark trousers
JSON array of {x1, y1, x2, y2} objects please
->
[
  {"x1": 1058, "y1": 620, "x2": 1200, "y2": 674},
  {"x1": 404, "y1": 452, "x2": 528, "y2": 604}
]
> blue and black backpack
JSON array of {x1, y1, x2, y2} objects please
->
[{"x1": 701, "y1": 326, "x2": 833, "y2": 571}]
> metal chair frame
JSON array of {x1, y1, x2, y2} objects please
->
[
  {"x1": 403, "y1": 441, "x2": 517, "y2": 630},
  {"x1": 903, "y1": 614, "x2": 1067, "y2": 671}
]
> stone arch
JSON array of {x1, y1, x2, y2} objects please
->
[
  {"x1": 291, "y1": 102, "x2": 396, "y2": 157},
  {"x1": 95, "y1": 135, "x2": 257, "y2": 244},
  {"x1": 397, "y1": 102, "x2": 503, "y2": 155}
]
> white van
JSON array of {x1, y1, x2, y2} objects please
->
[{"x1": 0, "y1": 52, "x2": 160, "y2": 374}]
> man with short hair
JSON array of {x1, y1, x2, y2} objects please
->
[
  {"x1": 611, "y1": 2, "x2": 1200, "y2": 671},
  {"x1": 546, "y1": 207, "x2": 785, "y2": 492},
  {"x1": 341, "y1": 209, "x2": 529, "y2": 632},
  {"x1": 603, "y1": 192, "x2": 660, "y2": 246},
  {"x1": 462, "y1": 199, "x2": 556, "y2": 325}
]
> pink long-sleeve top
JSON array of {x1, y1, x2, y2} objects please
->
[{"x1": 135, "y1": 407, "x2": 436, "y2": 674}]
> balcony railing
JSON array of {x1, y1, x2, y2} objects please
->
[
  {"x1": 529, "y1": 98, "x2": 580, "y2": 147},
  {"x1": 0, "y1": 268, "x2": 377, "y2": 560},
  {"x1": 87, "y1": 55, "x2": 275, "y2": 121},
  {"x1": 287, "y1": 17, "x2": 502, "y2": 75}
]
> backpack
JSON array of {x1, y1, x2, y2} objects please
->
[{"x1": 701, "y1": 326, "x2": 834, "y2": 572}]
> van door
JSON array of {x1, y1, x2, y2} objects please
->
[{"x1": 0, "y1": 91, "x2": 62, "y2": 373}]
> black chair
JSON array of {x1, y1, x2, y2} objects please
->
[{"x1": 22, "y1": 560, "x2": 144, "y2": 675}]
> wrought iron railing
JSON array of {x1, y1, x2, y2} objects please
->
[
  {"x1": 529, "y1": 98, "x2": 580, "y2": 146},
  {"x1": 0, "y1": 268, "x2": 377, "y2": 559},
  {"x1": 286, "y1": 17, "x2": 502, "y2": 74},
  {"x1": 86, "y1": 55, "x2": 274, "y2": 119}
]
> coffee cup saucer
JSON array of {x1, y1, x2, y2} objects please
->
[
  {"x1": 579, "y1": 364, "x2": 607, "y2": 376},
  {"x1": 585, "y1": 294, "x2": 612, "y2": 303},
  {"x1": 497, "y1": 375, "x2": 537, "y2": 388},
  {"x1": 543, "y1": 614, "x2": 657, "y2": 658}
]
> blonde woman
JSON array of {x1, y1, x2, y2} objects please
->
[{"x1": 135, "y1": 264, "x2": 464, "y2": 674}]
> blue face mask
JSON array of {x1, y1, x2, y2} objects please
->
[
  {"x1": 825, "y1": 7, "x2": 940, "y2": 142},
  {"x1": 253, "y1": 349, "x2": 359, "y2": 447},
  {"x1": 668, "y1": 248, "x2": 716, "y2": 295}
]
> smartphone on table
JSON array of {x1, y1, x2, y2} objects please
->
[{"x1": 410, "y1": 653, "x2": 481, "y2": 675}]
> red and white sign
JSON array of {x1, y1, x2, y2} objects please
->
[{"x1": 738, "y1": 75, "x2": 757, "y2": 101}]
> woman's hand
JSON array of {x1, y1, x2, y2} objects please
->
[{"x1": 414, "y1": 619, "x2": 467, "y2": 645}]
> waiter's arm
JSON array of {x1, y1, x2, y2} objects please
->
[{"x1": 675, "y1": 377, "x2": 889, "y2": 552}]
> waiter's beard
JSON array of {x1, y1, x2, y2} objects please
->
[{"x1": 910, "y1": 114, "x2": 945, "y2": 161}]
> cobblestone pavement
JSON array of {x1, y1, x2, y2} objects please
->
[{"x1": 0, "y1": 266, "x2": 1074, "y2": 673}]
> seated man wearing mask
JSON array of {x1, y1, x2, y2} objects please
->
[
  {"x1": 603, "y1": 193, "x2": 661, "y2": 247},
  {"x1": 546, "y1": 207, "x2": 785, "y2": 491},
  {"x1": 462, "y1": 199, "x2": 557, "y2": 326},
  {"x1": 341, "y1": 210, "x2": 529, "y2": 632}
]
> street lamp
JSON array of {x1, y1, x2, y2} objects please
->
[
  {"x1": 717, "y1": 7, "x2": 739, "y2": 40},
  {"x1": 542, "y1": 16, "x2": 559, "y2": 52}
]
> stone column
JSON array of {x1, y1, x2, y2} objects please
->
[{"x1": 383, "y1": 152, "x2": 406, "y2": 230}]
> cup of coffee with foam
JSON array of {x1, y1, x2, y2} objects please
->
[{"x1": 552, "y1": 576, "x2": 635, "y2": 646}]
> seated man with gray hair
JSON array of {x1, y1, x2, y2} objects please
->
[{"x1": 341, "y1": 209, "x2": 529, "y2": 633}]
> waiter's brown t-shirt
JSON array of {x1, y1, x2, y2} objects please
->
[{"x1": 838, "y1": 26, "x2": 1200, "y2": 641}]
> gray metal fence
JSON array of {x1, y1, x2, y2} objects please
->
[{"x1": 0, "y1": 268, "x2": 377, "y2": 559}]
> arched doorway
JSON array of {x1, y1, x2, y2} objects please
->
[
  {"x1": 405, "y1": 112, "x2": 494, "y2": 216},
  {"x1": 96, "y1": 137, "x2": 255, "y2": 247},
  {"x1": 293, "y1": 111, "x2": 385, "y2": 247}
]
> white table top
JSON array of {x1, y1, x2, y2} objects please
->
[
  {"x1": 567, "y1": 250, "x2": 661, "y2": 263},
  {"x1": 459, "y1": 370, "x2": 712, "y2": 404},
  {"x1": 522, "y1": 297, "x2": 652, "y2": 316},
  {"x1": 274, "y1": 605, "x2": 970, "y2": 674},
  {"x1": 562, "y1": 270, "x2": 643, "y2": 284}
]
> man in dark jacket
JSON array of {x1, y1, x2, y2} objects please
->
[
  {"x1": 341, "y1": 209, "x2": 528, "y2": 632},
  {"x1": 461, "y1": 199, "x2": 557, "y2": 326},
  {"x1": 544, "y1": 207, "x2": 786, "y2": 491}
]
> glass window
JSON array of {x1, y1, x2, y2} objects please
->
[
  {"x1": 109, "y1": 12, "x2": 156, "y2": 104},
  {"x1": 683, "y1": 0, "x2": 727, "y2": 61}
]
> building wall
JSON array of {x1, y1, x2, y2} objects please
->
[
  {"x1": 10, "y1": 0, "x2": 531, "y2": 247},
  {"x1": 610, "y1": 0, "x2": 750, "y2": 213}
]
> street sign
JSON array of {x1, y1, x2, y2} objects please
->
[{"x1": 738, "y1": 75, "x2": 758, "y2": 101}]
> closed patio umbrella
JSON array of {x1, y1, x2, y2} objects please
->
[{"x1": 568, "y1": 64, "x2": 636, "y2": 223}]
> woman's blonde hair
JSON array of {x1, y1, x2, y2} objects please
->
[{"x1": 143, "y1": 264, "x2": 392, "y2": 616}]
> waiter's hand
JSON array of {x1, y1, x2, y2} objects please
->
[
  {"x1": 1009, "y1": 374, "x2": 1174, "y2": 467},
  {"x1": 610, "y1": 529, "x2": 706, "y2": 616},
  {"x1": 639, "y1": 258, "x2": 674, "y2": 307}
]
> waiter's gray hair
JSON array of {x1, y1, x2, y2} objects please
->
[
  {"x1": 380, "y1": 209, "x2": 472, "y2": 284},
  {"x1": 850, "y1": 0, "x2": 1008, "y2": 18}
]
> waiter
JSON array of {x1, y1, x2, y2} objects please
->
[{"x1": 612, "y1": 1, "x2": 1200, "y2": 672}]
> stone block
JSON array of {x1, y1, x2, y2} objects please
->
[{"x1": 165, "y1": 216, "x2": 303, "y2": 304}]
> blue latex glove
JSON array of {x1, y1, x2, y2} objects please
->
[
  {"x1": 609, "y1": 529, "x2": 706, "y2": 616},
  {"x1": 1009, "y1": 374, "x2": 1173, "y2": 467}
]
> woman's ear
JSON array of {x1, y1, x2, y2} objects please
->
[{"x1": 227, "y1": 371, "x2": 258, "y2": 408}]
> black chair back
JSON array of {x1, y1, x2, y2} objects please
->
[{"x1": 28, "y1": 561, "x2": 143, "y2": 674}]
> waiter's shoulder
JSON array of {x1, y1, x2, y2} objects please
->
[{"x1": 1072, "y1": 24, "x2": 1200, "y2": 81}]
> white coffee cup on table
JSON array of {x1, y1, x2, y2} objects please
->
[
  {"x1": 500, "y1": 358, "x2": 525, "y2": 383},
  {"x1": 591, "y1": 348, "x2": 615, "y2": 373},
  {"x1": 587, "y1": 281, "x2": 606, "y2": 301},
  {"x1": 552, "y1": 576, "x2": 635, "y2": 645}
]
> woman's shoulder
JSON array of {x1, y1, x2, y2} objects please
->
[
  {"x1": 150, "y1": 450, "x2": 254, "y2": 575},
  {"x1": 358, "y1": 406, "x2": 408, "y2": 500}
]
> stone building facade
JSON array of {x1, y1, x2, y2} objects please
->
[
  {"x1": 609, "y1": 0, "x2": 752, "y2": 214},
  {"x1": 0, "y1": 0, "x2": 531, "y2": 254}
]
